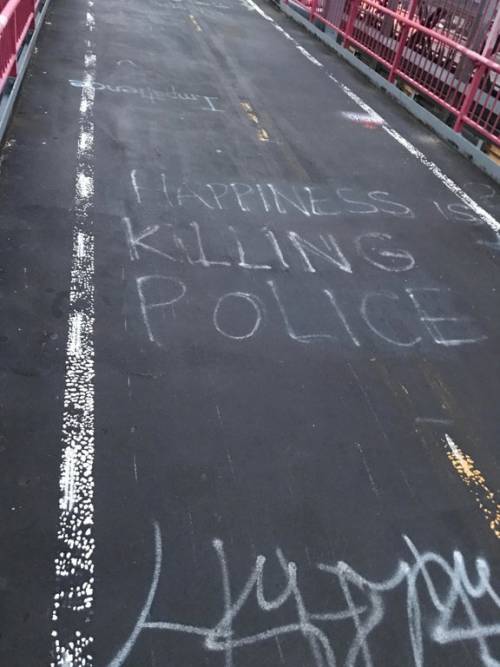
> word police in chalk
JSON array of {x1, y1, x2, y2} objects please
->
[
  {"x1": 136, "y1": 273, "x2": 486, "y2": 349},
  {"x1": 109, "y1": 523, "x2": 500, "y2": 667}
]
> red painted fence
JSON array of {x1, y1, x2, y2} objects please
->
[
  {"x1": 286, "y1": 0, "x2": 500, "y2": 147},
  {"x1": 0, "y1": 0, "x2": 40, "y2": 97}
]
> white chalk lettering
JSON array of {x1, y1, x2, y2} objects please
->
[
  {"x1": 446, "y1": 203, "x2": 482, "y2": 223},
  {"x1": 433, "y1": 201, "x2": 450, "y2": 220},
  {"x1": 201, "y1": 96, "x2": 223, "y2": 112},
  {"x1": 336, "y1": 188, "x2": 378, "y2": 214},
  {"x1": 161, "y1": 174, "x2": 175, "y2": 208},
  {"x1": 263, "y1": 228, "x2": 290, "y2": 270},
  {"x1": 127, "y1": 172, "x2": 414, "y2": 218},
  {"x1": 287, "y1": 232, "x2": 352, "y2": 274},
  {"x1": 213, "y1": 292, "x2": 263, "y2": 340},
  {"x1": 229, "y1": 227, "x2": 272, "y2": 270},
  {"x1": 108, "y1": 523, "x2": 500, "y2": 667},
  {"x1": 136, "y1": 276, "x2": 186, "y2": 345},
  {"x1": 267, "y1": 280, "x2": 334, "y2": 344},
  {"x1": 266, "y1": 184, "x2": 310, "y2": 217},
  {"x1": 361, "y1": 292, "x2": 422, "y2": 347},
  {"x1": 367, "y1": 191, "x2": 414, "y2": 218},
  {"x1": 131, "y1": 273, "x2": 487, "y2": 351},
  {"x1": 230, "y1": 183, "x2": 254, "y2": 212},
  {"x1": 256, "y1": 184, "x2": 271, "y2": 212},
  {"x1": 323, "y1": 289, "x2": 361, "y2": 347},
  {"x1": 177, "y1": 184, "x2": 214, "y2": 209},
  {"x1": 355, "y1": 233, "x2": 415, "y2": 272},
  {"x1": 405, "y1": 288, "x2": 488, "y2": 347},
  {"x1": 130, "y1": 170, "x2": 173, "y2": 207},
  {"x1": 187, "y1": 222, "x2": 231, "y2": 268},
  {"x1": 207, "y1": 183, "x2": 229, "y2": 210},
  {"x1": 71, "y1": 80, "x2": 225, "y2": 110},
  {"x1": 121, "y1": 216, "x2": 425, "y2": 276},
  {"x1": 122, "y1": 217, "x2": 177, "y2": 263},
  {"x1": 304, "y1": 186, "x2": 340, "y2": 216},
  {"x1": 434, "y1": 201, "x2": 483, "y2": 225}
]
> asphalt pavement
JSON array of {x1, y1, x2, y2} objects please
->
[{"x1": 0, "y1": 0, "x2": 499, "y2": 665}]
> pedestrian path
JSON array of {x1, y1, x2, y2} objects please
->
[{"x1": 0, "y1": 0, "x2": 499, "y2": 665}]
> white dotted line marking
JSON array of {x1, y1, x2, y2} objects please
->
[{"x1": 51, "y1": 3, "x2": 97, "y2": 666}]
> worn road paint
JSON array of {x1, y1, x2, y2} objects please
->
[
  {"x1": 477, "y1": 233, "x2": 500, "y2": 250},
  {"x1": 117, "y1": 59, "x2": 137, "y2": 67},
  {"x1": 0, "y1": 137, "x2": 16, "y2": 175},
  {"x1": 354, "y1": 442, "x2": 379, "y2": 496},
  {"x1": 241, "y1": 101, "x2": 259, "y2": 124},
  {"x1": 257, "y1": 128, "x2": 270, "y2": 142},
  {"x1": 445, "y1": 434, "x2": 500, "y2": 539},
  {"x1": 341, "y1": 111, "x2": 384, "y2": 128},
  {"x1": 189, "y1": 13, "x2": 202, "y2": 31},
  {"x1": 241, "y1": 101, "x2": 271, "y2": 142},
  {"x1": 415, "y1": 417, "x2": 453, "y2": 426},
  {"x1": 51, "y1": 2, "x2": 97, "y2": 666},
  {"x1": 241, "y1": 0, "x2": 500, "y2": 234}
]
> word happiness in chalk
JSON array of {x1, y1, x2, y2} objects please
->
[
  {"x1": 130, "y1": 170, "x2": 415, "y2": 217},
  {"x1": 108, "y1": 524, "x2": 500, "y2": 667}
]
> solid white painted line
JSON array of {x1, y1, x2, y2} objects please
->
[
  {"x1": 242, "y1": 0, "x2": 500, "y2": 234},
  {"x1": 50, "y1": 3, "x2": 97, "y2": 666},
  {"x1": 383, "y1": 125, "x2": 500, "y2": 232},
  {"x1": 68, "y1": 311, "x2": 84, "y2": 358}
]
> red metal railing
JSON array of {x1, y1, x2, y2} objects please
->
[
  {"x1": 0, "y1": 0, "x2": 37, "y2": 96},
  {"x1": 286, "y1": 0, "x2": 500, "y2": 147}
]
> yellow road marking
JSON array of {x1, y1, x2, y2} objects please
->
[
  {"x1": 240, "y1": 101, "x2": 270, "y2": 142},
  {"x1": 257, "y1": 128, "x2": 269, "y2": 142},
  {"x1": 189, "y1": 14, "x2": 202, "y2": 31},
  {"x1": 445, "y1": 434, "x2": 500, "y2": 539}
]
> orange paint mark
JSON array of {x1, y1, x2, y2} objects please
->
[
  {"x1": 445, "y1": 434, "x2": 500, "y2": 539},
  {"x1": 189, "y1": 14, "x2": 202, "y2": 32},
  {"x1": 241, "y1": 101, "x2": 270, "y2": 142}
]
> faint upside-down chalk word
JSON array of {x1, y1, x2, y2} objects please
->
[
  {"x1": 69, "y1": 80, "x2": 223, "y2": 111},
  {"x1": 108, "y1": 523, "x2": 500, "y2": 667}
]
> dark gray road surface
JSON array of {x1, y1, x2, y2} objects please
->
[{"x1": 0, "y1": 0, "x2": 499, "y2": 665}]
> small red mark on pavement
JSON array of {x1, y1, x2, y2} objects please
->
[{"x1": 341, "y1": 111, "x2": 384, "y2": 129}]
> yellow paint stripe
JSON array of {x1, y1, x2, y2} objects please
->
[
  {"x1": 257, "y1": 128, "x2": 269, "y2": 142},
  {"x1": 240, "y1": 101, "x2": 271, "y2": 143},
  {"x1": 445, "y1": 434, "x2": 500, "y2": 539},
  {"x1": 189, "y1": 14, "x2": 202, "y2": 31}
]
